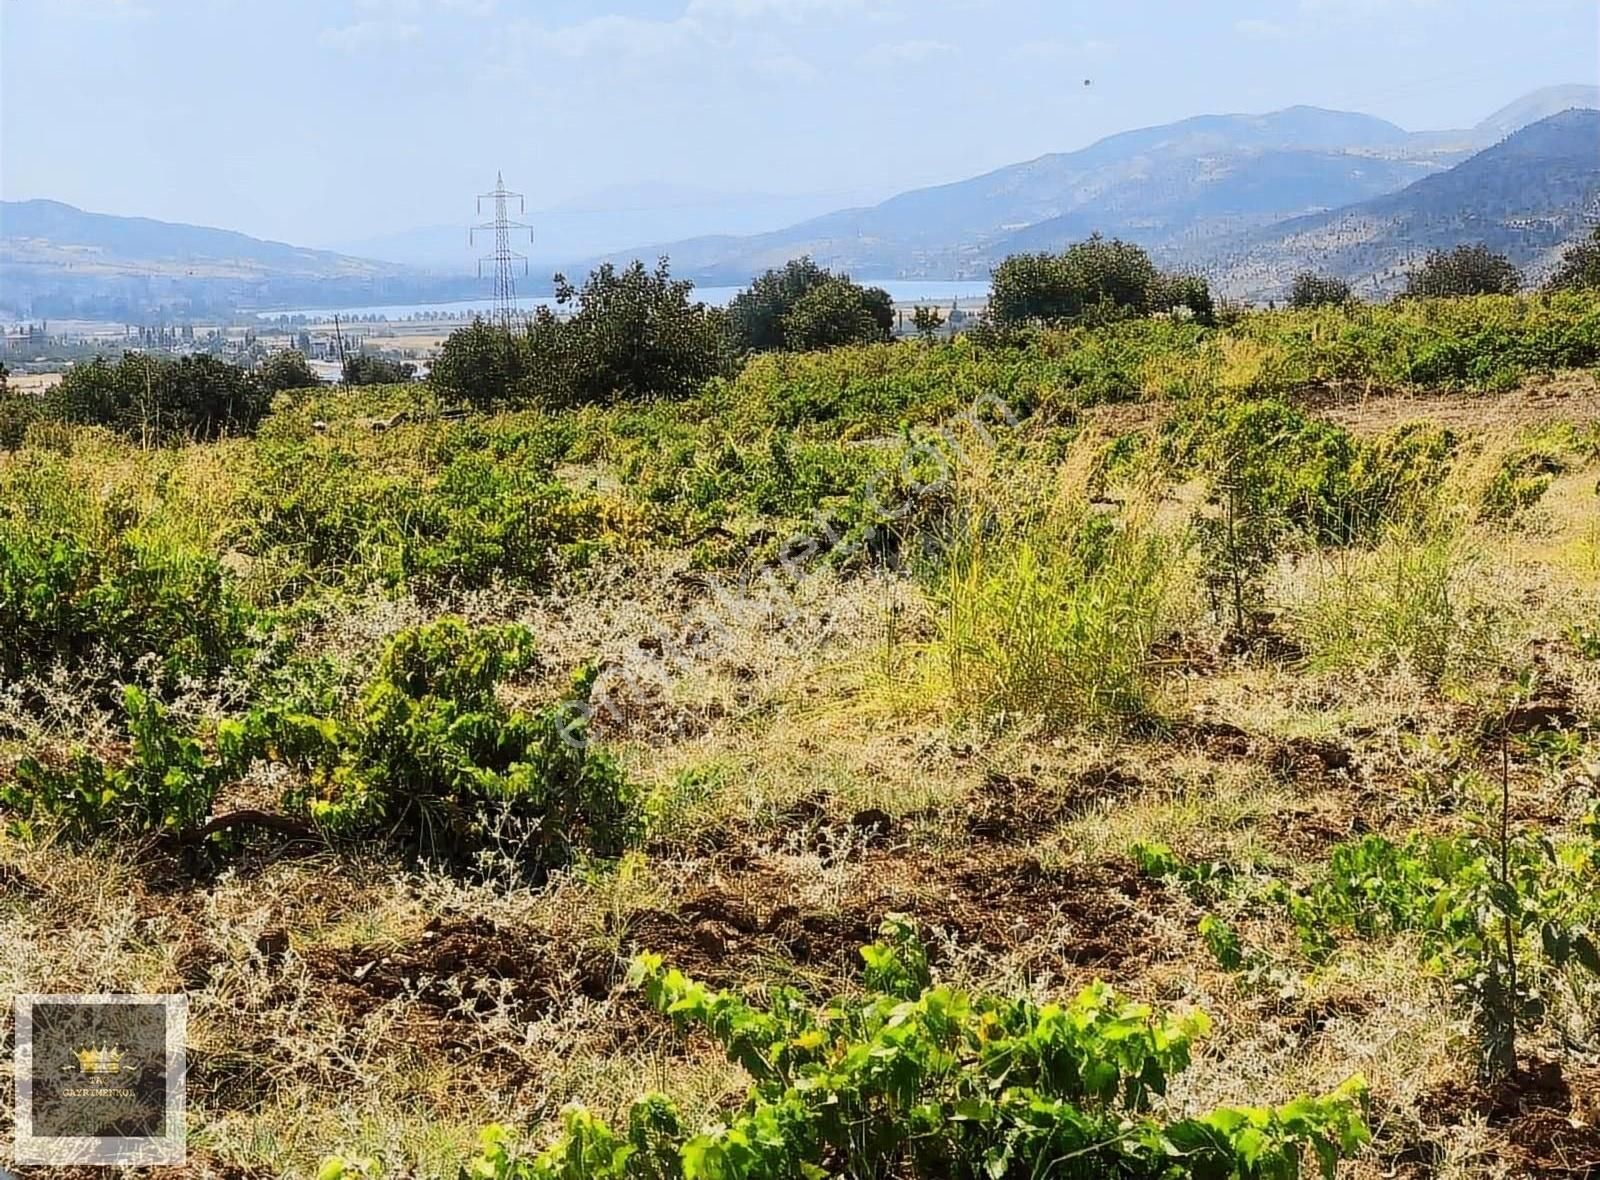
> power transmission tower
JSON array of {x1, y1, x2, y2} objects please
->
[{"x1": 471, "y1": 172, "x2": 533, "y2": 329}]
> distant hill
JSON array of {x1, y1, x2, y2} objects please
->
[
  {"x1": 586, "y1": 86, "x2": 1597, "y2": 285},
  {"x1": 1202, "y1": 109, "x2": 1600, "y2": 300},
  {"x1": 7, "y1": 84, "x2": 1596, "y2": 319},
  {"x1": 589, "y1": 106, "x2": 1444, "y2": 283},
  {"x1": 1472, "y1": 84, "x2": 1600, "y2": 141},
  {"x1": 0, "y1": 200, "x2": 481, "y2": 319}
]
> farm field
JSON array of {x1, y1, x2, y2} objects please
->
[{"x1": 3, "y1": 293, "x2": 1600, "y2": 1178}]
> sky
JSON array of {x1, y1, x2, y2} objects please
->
[{"x1": 1, "y1": 0, "x2": 1596, "y2": 248}]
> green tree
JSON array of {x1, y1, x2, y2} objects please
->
[
  {"x1": 341, "y1": 355, "x2": 417, "y2": 386},
  {"x1": 780, "y1": 278, "x2": 889, "y2": 351},
  {"x1": 45, "y1": 353, "x2": 270, "y2": 442},
  {"x1": 911, "y1": 304, "x2": 946, "y2": 340},
  {"x1": 0, "y1": 362, "x2": 36, "y2": 450},
  {"x1": 990, "y1": 236, "x2": 1210, "y2": 327},
  {"x1": 258, "y1": 349, "x2": 321, "y2": 393},
  {"x1": 535, "y1": 258, "x2": 734, "y2": 405},
  {"x1": 430, "y1": 317, "x2": 527, "y2": 410},
  {"x1": 1404, "y1": 245, "x2": 1521, "y2": 298},
  {"x1": 1288, "y1": 271, "x2": 1354, "y2": 308},
  {"x1": 1544, "y1": 224, "x2": 1600, "y2": 292},
  {"x1": 728, "y1": 257, "x2": 893, "y2": 353}
]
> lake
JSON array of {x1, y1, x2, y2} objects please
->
[{"x1": 257, "y1": 279, "x2": 991, "y2": 321}]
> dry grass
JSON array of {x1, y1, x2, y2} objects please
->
[{"x1": 3, "y1": 383, "x2": 1599, "y2": 1177}]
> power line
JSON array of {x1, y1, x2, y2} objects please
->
[{"x1": 471, "y1": 171, "x2": 533, "y2": 329}]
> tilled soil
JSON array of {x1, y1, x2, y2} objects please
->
[{"x1": 1418, "y1": 1061, "x2": 1600, "y2": 1178}]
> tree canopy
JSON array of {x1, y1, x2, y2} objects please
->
[
  {"x1": 44, "y1": 353, "x2": 271, "y2": 442},
  {"x1": 1404, "y1": 245, "x2": 1521, "y2": 298},
  {"x1": 342, "y1": 355, "x2": 417, "y2": 386},
  {"x1": 1288, "y1": 272, "x2": 1354, "y2": 309},
  {"x1": 259, "y1": 349, "x2": 322, "y2": 392},
  {"x1": 432, "y1": 259, "x2": 734, "y2": 409},
  {"x1": 727, "y1": 257, "x2": 893, "y2": 353},
  {"x1": 990, "y1": 236, "x2": 1214, "y2": 327},
  {"x1": 1544, "y1": 225, "x2": 1600, "y2": 293}
]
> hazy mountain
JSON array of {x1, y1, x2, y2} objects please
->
[
  {"x1": 7, "y1": 84, "x2": 1595, "y2": 319},
  {"x1": 0, "y1": 199, "x2": 481, "y2": 318},
  {"x1": 1203, "y1": 109, "x2": 1600, "y2": 300},
  {"x1": 590, "y1": 85, "x2": 1598, "y2": 285},
  {"x1": 329, "y1": 184, "x2": 883, "y2": 271},
  {"x1": 1472, "y1": 84, "x2": 1600, "y2": 141},
  {"x1": 586, "y1": 106, "x2": 1443, "y2": 283}
]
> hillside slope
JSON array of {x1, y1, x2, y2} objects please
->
[
  {"x1": 1203, "y1": 109, "x2": 1600, "y2": 300},
  {"x1": 590, "y1": 86, "x2": 1596, "y2": 284},
  {"x1": 594, "y1": 106, "x2": 1443, "y2": 283},
  {"x1": 0, "y1": 200, "x2": 480, "y2": 318}
]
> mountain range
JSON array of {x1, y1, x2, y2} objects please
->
[
  {"x1": 585, "y1": 85, "x2": 1599, "y2": 291},
  {"x1": 2, "y1": 83, "x2": 1596, "y2": 318}
]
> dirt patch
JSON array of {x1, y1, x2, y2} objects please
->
[
  {"x1": 1418, "y1": 1060, "x2": 1600, "y2": 1178},
  {"x1": 303, "y1": 915, "x2": 612, "y2": 1022},
  {"x1": 1310, "y1": 372, "x2": 1600, "y2": 437},
  {"x1": 626, "y1": 846, "x2": 1168, "y2": 988}
]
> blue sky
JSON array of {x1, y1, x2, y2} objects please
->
[{"x1": 1, "y1": 0, "x2": 1595, "y2": 247}]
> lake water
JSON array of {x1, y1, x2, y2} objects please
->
[{"x1": 257, "y1": 279, "x2": 991, "y2": 322}]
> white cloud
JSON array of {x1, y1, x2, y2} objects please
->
[
  {"x1": 1234, "y1": 18, "x2": 1291, "y2": 39},
  {"x1": 686, "y1": 0, "x2": 889, "y2": 21},
  {"x1": 863, "y1": 38, "x2": 954, "y2": 65},
  {"x1": 526, "y1": 14, "x2": 696, "y2": 58},
  {"x1": 1012, "y1": 36, "x2": 1113, "y2": 61},
  {"x1": 319, "y1": 20, "x2": 422, "y2": 50}
]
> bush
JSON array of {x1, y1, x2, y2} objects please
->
[
  {"x1": 434, "y1": 260, "x2": 734, "y2": 409},
  {"x1": 430, "y1": 317, "x2": 527, "y2": 409},
  {"x1": 252, "y1": 618, "x2": 638, "y2": 872},
  {"x1": 1288, "y1": 272, "x2": 1353, "y2": 309},
  {"x1": 1168, "y1": 399, "x2": 1451, "y2": 548},
  {"x1": 990, "y1": 236, "x2": 1213, "y2": 327},
  {"x1": 1404, "y1": 245, "x2": 1521, "y2": 299},
  {"x1": 341, "y1": 355, "x2": 417, "y2": 386},
  {"x1": 43, "y1": 353, "x2": 271, "y2": 442},
  {"x1": 780, "y1": 277, "x2": 894, "y2": 351},
  {"x1": 439, "y1": 918, "x2": 1370, "y2": 1180},
  {"x1": 1545, "y1": 224, "x2": 1600, "y2": 293},
  {"x1": 1277, "y1": 822, "x2": 1600, "y2": 1081},
  {"x1": 2, "y1": 685, "x2": 250, "y2": 842},
  {"x1": 0, "y1": 520, "x2": 254, "y2": 703},
  {"x1": 259, "y1": 350, "x2": 322, "y2": 392},
  {"x1": 727, "y1": 257, "x2": 893, "y2": 353}
]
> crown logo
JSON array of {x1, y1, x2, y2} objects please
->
[{"x1": 73, "y1": 1045, "x2": 130, "y2": 1075}]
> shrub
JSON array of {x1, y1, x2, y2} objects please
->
[
  {"x1": 1277, "y1": 819, "x2": 1600, "y2": 1081},
  {"x1": 43, "y1": 353, "x2": 271, "y2": 442},
  {"x1": 727, "y1": 257, "x2": 893, "y2": 353},
  {"x1": 1544, "y1": 224, "x2": 1600, "y2": 293},
  {"x1": 2, "y1": 684, "x2": 251, "y2": 842},
  {"x1": 0, "y1": 521, "x2": 254, "y2": 704},
  {"x1": 252, "y1": 618, "x2": 638, "y2": 872},
  {"x1": 0, "y1": 385, "x2": 39, "y2": 450},
  {"x1": 341, "y1": 354, "x2": 417, "y2": 386},
  {"x1": 1404, "y1": 245, "x2": 1521, "y2": 299},
  {"x1": 440, "y1": 918, "x2": 1370, "y2": 1180},
  {"x1": 780, "y1": 277, "x2": 893, "y2": 351},
  {"x1": 536, "y1": 259, "x2": 735, "y2": 405},
  {"x1": 1288, "y1": 272, "x2": 1353, "y2": 309},
  {"x1": 990, "y1": 236, "x2": 1213, "y2": 327},
  {"x1": 430, "y1": 317, "x2": 528, "y2": 409},
  {"x1": 259, "y1": 350, "x2": 322, "y2": 392}
]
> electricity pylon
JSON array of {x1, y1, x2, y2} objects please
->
[{"x1": 471, "y1": 172, "x2": 533, "y2": 329}]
